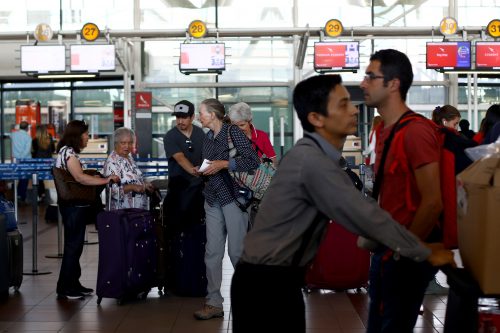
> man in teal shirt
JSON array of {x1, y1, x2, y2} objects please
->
[{"x1": 11, "y1": 121, "x2": 32, "y2": 202}]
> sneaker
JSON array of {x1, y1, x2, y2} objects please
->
[
  {"x1": 193, "y1": 304, "x2": 224, "y2": 320},
  {"x1": 425, "y1": 278, "x2": 449, "y2": 295},
  {"x1": 78, "y1": 286, "x2": 94, "y2": 296},
  {"x1": 57, "y1": 290, "x2": 85, "y2": 300}
]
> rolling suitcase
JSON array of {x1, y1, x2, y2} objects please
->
[
  {"x1": 305, "y1": 220, "x2": 370, "y2": 291},
  {"x1": 96, "y1": 190, "x2": 157, "y2": 305},
  {"x1": 0, "y1": 199, "x2": 23, "y2": 294},
  {"x1": 0, "y1": 214, "x2": 9, "y2": 298},
  {"x1": 169, "y1": 222, "x2": 207, "y2": 297}
]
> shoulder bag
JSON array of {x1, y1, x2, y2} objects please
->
[{"x1": 227, "y1": 126, "x2": 275, "y2": 201}]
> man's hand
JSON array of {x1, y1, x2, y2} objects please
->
[{"x1": 425, "y1": 243, "x2": 456, "y2": 267}]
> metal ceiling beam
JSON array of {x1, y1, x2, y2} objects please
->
[{"x1": 0, "y1": 25, "x2": 488, "y2": 41}]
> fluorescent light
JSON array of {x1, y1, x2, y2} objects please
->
[{"x1": 37, "y1": 74, "x2": 97, "y2": 79}]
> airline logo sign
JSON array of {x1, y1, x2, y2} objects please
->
[
  {"x1": 476, "y1": 43, "x2": 500, "y2": 68},
  {"x1": 427, "y1": 42, "x2": 470, "y2": 68},
  {"x1": 135, "y1": 92, "x2": 152, "y2": 109},
  {"x1": 315, "y1": 44, "x2": 346, "y2": 68}
]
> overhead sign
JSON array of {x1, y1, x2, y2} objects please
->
[
  {"x1": 440, "y1": 17, "x2": 458, "y2": 36},
  {"x1": 34, "y1": 23, "x2": 53, "y2": 42},
  {"x1": 188, "y1": 20, "x2": 208, "y2": 39},
  {"x1": 486, "y1": 19, "x2": 500, "y2": 38},
  {"x1": 134, "y1": 92, "x2": 152, "y2": 109},
  {"x1": 324, "y1": 19, "x2": 343, "y2": 37},
  {"x1": 81, "y1": 23, "x2": 100, "y2": 42}
]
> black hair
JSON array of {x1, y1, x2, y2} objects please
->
[
  {"x1": 370, "y1": 49, "x2": 413, "y2": 101},
  {"x1": 293, "y1": 75, "x2": 342, "y2": 132},
  {"x1": 483, "y1": 104, "x2": 500, "y2": 137},
  {"x1": 459, "y1": 119, "x2": 470, "y2": 131},
  {"x1": 56, "y1": 120, "x2": 89, "y2": 153}
]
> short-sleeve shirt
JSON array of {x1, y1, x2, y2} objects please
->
[
  {"x1": 102, "y1": 151, "x2": 148, "y2": 210},
  {"x1": 163, "y1": 125, "x2": 204, "y2": 179},
  {"x1": 55, "y1": 146, "x2": 83, "y2": 170},
  {"x1": 374, "y1": 118, "x2": 440, "y2": 227},
  {"x1": 250, "y1": 124, "x2": 276, "y2": 159}
]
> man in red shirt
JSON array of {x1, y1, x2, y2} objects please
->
[{"x1": 360, "y1": 49, "x2": 443, "y2": 333}]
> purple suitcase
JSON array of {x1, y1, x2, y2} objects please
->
[{"x1": 96, "y1": 208, "x2": 157, "y2": 305}]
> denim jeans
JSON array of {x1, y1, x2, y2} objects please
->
[
  {"x1": 367, "y1": 250, "x2": 437, "y2": 333},
  {"x1": 56, "y1": 205, "x2": 89, "y2": 294}
]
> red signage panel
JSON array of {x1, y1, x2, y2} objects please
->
[
  {"x1": 476, "y1": 42, "x2": 500, "y2": 69},
  {"x1": 135, "y1": 92, "x2": 152, "y2": 109}
]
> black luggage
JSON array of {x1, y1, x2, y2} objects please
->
[
  {"x1": 96, "y1": 208, "x2": 157, "y2": 305},
  {"x1": 163, "y1": 176, "x2": 207, "y2": 297},
  {"x1": 169, "y1": 222, "x2": 207, "y2": 297},
  {"x1": 0, "y1": 204, "x2": 23, "y2": 297}
]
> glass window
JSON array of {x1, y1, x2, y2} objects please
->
[
  {"x1": 219, "y1": 86, "x2": 292, "y2": 154},
  {"x1": 219, "y1": 39, "x2": 294, "y2": 82},
  {"x1": 139, "y1": 0, "x2": 215, "y2": 29},
  {"x1": 297, "y1": 0, "x2": 371, "y2": 27},
  {"x1": 0, "y1": 0, "x2": 60, "y2": 32},
  {"x1": 61, "y1": 0, "x2": 134, "y2": 30},
  {"x1": 144, "y1": 40, "x2": 220, "y2": 84},
  {"x1": 73, "y1": 88, "x2": 124, "y2": 138},
  {"x1": 374, "y1": 1, "x2": 449, "y2": 27},
  {"x1": 218, "y1": 0, "x2": 293, "y2": 28},
  {"x1": 458, "y1": 0, "x2": 500, "y2": 26}
]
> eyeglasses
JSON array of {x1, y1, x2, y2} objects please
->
[
  {"x1": 185, "y1": 139, "x2": 193, "y2": 152},
  {"x1": 363, "y1": 73, "x2": 386, "y2": 81}
]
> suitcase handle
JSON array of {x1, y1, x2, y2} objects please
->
[{"x1": 107, "y1": 183, "x2": 146, "y2": 210}]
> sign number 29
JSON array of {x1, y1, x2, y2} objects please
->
[
  {"x1": 325, "y1": 19, "x2": 344, "y2": 37},
  {"x1": 324, "y1": 19, "x2": 343, "y2": 37}
]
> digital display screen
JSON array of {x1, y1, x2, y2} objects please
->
[
  {"x1": 475, "y1": 42, "x2": 500, "y2": 70},
  {"x1": 426, "y1": 41, "x2": 471, "y2": 70},
  {"x1": 21, "y1": 45, "x2": 66, "y2": 73},
  {"x1": 314, "y1": 42, "x2": 360, "y2": 71},
  {"x1": 179, "y1": 43, "x2": 226, "y2": 72},
  {"x1": 70, "y1": 44, "x2": 116, "y2": 72}
]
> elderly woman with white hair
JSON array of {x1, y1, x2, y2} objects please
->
[
  {"x1": 102, "y1": 127, "x2": 154, "y2": 210},
  {"x1": 228, "y1": 102, "x2": 276, "y2": 165}
]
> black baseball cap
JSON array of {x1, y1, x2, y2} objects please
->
[{"x1": 173, "y1": 100, "x2": 195, "y2": 117}]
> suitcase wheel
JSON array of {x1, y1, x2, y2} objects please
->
[
  {"x1": 139, "y1": 291, "x2": 148, "y2": 300},
  {"x1": 96, "y1": 297, "x2": 102, "y2": 305},
  {"x1": 117, "y1": 298, "x2": 124, "y2": 305}
]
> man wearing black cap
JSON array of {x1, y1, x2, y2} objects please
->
[{"x1": 162, "y1": 100, "x2": 206, "y2": 294}]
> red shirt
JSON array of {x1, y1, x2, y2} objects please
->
[
  {"x1": 374, "y1": 119, "x2": 440, "y2": 227},
  {"x1": 250, "y1": 124, "x2": 276, "y2": 159}
]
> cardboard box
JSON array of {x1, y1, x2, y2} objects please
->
[{"x1": 457, "y1": 157, "x2": 500, "y2": 295}]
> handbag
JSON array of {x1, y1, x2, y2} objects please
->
[
  {"x1": 227, "y1": 126, "x2": 275, "y2": 201},
  {"x1": 52, "y1": 167, "x2": 104, "y2": 204}
]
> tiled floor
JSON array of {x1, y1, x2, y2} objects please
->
[{"x1": 1, "y1": 201, "x2": 453, "y2": 332}]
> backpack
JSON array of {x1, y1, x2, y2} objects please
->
[
  {"x1": 0, "y1": 197, "x2": 18, "y2": 232},
  {"x1": 374, "y1": 111, "x2": 474, "y2": 249}
]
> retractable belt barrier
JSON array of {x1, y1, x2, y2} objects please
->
[
  {"x1": 0, "y1": 157, "x2": 169, "y2": 180},
  {"x1": 0, "y1": 157, "x2": 169, "y2": 277}
]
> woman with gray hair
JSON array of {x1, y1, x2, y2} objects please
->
[
  {"x1": 228, "y1": 102, "x2": 276, "y2": 165},
  {"x1": 102, "y1": 127, "x2": 154, "y2": 210}
]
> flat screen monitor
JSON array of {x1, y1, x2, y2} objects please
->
[
  {"x1": 314, "y1": 41, "x2": 360, "y2": 72},
  {"x1": 179, "y1": 43, "x2": 225, "y2": 73},
  {"x1": 70, "y1": 44, "x2": 116, "y2": 72},
  {"x1": 475, "y1": 41, "x2": 500, "y2": 70},
  {"x1": 20, "y1": 45, "x2": 66, "y2": 73},
  {"x1": 426, "y1": 41, "x2": 471, "y2": 70}
]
